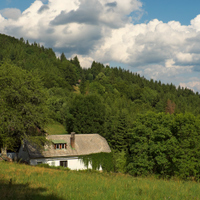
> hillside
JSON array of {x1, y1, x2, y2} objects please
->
[
  {"x1": 1, "y1": 33, "x2": 200, "y2": 179},
  {"x1": 1, "y1": 162, "x2": 200, "y2": 200},
  {"x1": 0, "y1": 33, "x2": 199, "y2": 117}
]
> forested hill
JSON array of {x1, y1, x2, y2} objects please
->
[
  {"x1": 0, "y1": 33, "x2": 199, "y2": 116},
  {"x1": 1, "y1": 33, "x2": 200, "y2": 179}
]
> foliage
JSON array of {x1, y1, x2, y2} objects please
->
[
  {"x1": 0, "y1": 61, "x2": 49, "y2": 150},
  {"x1": 46, "y1": 87, "x2": 72, "y2": 124},
  {"x1": 79, "y1": 152, "x2": 114, "y2": 172},
  {"x1": 113, "y1": 150, "x2": 127, "y2": 173},
  {"x1": 109, "y1": 112, "x2": 130, "y2": 151},
  {"x1": 127, "y1": 112, "x2": 200, "y2": 180},
  {"x1": 66, "y1": 94, "x2": 105, "y2": 135}
]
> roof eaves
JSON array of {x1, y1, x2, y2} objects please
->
[{"x1": 51, "y1": 140, "x2": 67, "y2": 144}]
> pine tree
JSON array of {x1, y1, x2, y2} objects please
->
[{"x1": 111, "y1": 112, "x2": 129, "y2": 151}]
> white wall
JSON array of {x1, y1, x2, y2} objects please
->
[
  {"x1": 68, "y1": 157, "x2": 92, "y2": 170},
  {"x1": 30, "y1": 157, "x2": 102, "y2": 171}
]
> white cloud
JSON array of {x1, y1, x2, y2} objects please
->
[
  {"x1": 0, "y1": 8, "x2": 21, "y2": 19},
  {"x1": 138, "y1": 61, "x2": 193, "y2": 82},
  {"x1": 190, "y1": 15, "x2": 200, "y2": 32},
  {"x1": 1, "y1": 0, "x2": 200, "y2": 91},
  {"x1": 74, "y1": 54, "x2": 94, "y2": 69},
  {"x1": 180, "y1": 80, "x2": 200, "y2": 92}
]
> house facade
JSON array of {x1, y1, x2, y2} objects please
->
[{"x1": 18, "y1": 132, "x2": 111, "y2": 170}]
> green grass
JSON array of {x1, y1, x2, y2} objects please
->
[
  {"x1": 1, "y1": 162, "x2": 200, "y2": 200},
  {"x1": 44, "y1": 123, "x2": 67, "y2": 135}
]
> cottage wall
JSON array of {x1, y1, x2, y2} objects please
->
[{"x1": 29, "y1": 157, "x2": 102, "y2": 170}]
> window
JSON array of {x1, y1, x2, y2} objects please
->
[
  {"x1": 54, "y1": 143, "x2": 67, "y2": 149},
  {"x1": 60, "y1": 161, "x2": 68, "y2": 168}
]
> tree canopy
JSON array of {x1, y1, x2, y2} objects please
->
[{"x1": 0, "y1": 61, "x2": 49, "y2": 152}]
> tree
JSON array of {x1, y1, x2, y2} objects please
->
[
  {"x1": 170, "y1": 113, "x2": 200, "y2": 179},
  {"x1": 89, "y1": 81, "x2": 105, "y2": 95},
  {"x1": 127, "y1": 112, "x2": 176, "y2": 176},
  {"x1": 0, "y1": 61, "x2": 49, "y2": 154},
  {"x1": 127, "y1": 112, "x2": 200, "y2": 179},
  {"x1": 70, "y1": 56, "x2": 82, "y2": 79},
  {"x1": 110, "y1": 112, "x2": 130, "y2": 151},
  {"x1": 165, "y1": 99, "x2": 176, "y2": 114},
  {"x1": 60, "y1": 53, "x2": 67, "y2": 62},
  {"x1": 58, "y1": 61, "x2": 78, "y2": 86},
  {"x1": 66, "y1": 94, "x2": 105, "y2": 135}
]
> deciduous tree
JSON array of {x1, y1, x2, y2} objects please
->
[{"x1": 0, "y1": 61, "x2": 49, "y2": 154}]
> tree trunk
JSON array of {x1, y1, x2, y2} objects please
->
[{"x1": 1, "y1": 147, "x2": 7, "y2": 157}]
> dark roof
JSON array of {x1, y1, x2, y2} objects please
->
[{"x1": 26, "y1": 134, "x2": 111, "y2": 159}]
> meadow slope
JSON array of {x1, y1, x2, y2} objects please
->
[{"x1": 0, "y1": 162, "x2": 200, "y2": 200}]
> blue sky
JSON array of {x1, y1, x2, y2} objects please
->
[
  {"x1": 141, "y1": 0, "x2": 200, "y2": 25},
  {"x1": 0, "y1": 0, "x2": 200, "y2": 92},
  {"x1": 0, "y1": 0, "x2": 34, "y2": 11}
]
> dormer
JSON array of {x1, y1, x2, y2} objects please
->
[{"x1": 52, "y1": 140, "x2": 67, "y2": 150}]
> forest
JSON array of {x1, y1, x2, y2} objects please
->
[{"x1": 1, "y1": 33, "x2": 200, "y2": 180}]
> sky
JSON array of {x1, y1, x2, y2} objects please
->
[{"x1": 0, "y1": 0, "x2": 200, "y2": 92}]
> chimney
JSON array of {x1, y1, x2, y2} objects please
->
[{"x1": 70, "y1": 132, "x2": 75, "y2": 148}]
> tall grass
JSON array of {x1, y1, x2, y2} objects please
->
[{"x1": 0, "y1": 161, "x2": 200, "y2": 200}]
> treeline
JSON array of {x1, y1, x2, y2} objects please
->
[{"x1": 1, "y1": 33, "x2": 200, "y2": 179}]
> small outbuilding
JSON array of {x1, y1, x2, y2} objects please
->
[{"x1": 18, "y1": 132, "x2": 111, "y2": 170}]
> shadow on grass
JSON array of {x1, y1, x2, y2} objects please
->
[{"x1": 0, "y1": 179, "x2": 64, "y2": 200}]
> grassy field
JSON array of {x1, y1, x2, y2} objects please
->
[
  {"x1": 1, "y1": 162, "x2": 200, "y2": 200},
  {"x1": 44, "y1": 123, "x2": 67, "y2": 135}
]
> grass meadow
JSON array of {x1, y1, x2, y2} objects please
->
[
  {"x1": 44, "y1": 123, "x2": 67, "y2": 135},
  {"x1": 1, "y1": 162, "x2": 200, "y2": 200}
]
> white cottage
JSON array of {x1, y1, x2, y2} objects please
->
[{"x1": 18, "y1": 132, "x2": 111, "y2": 170}]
